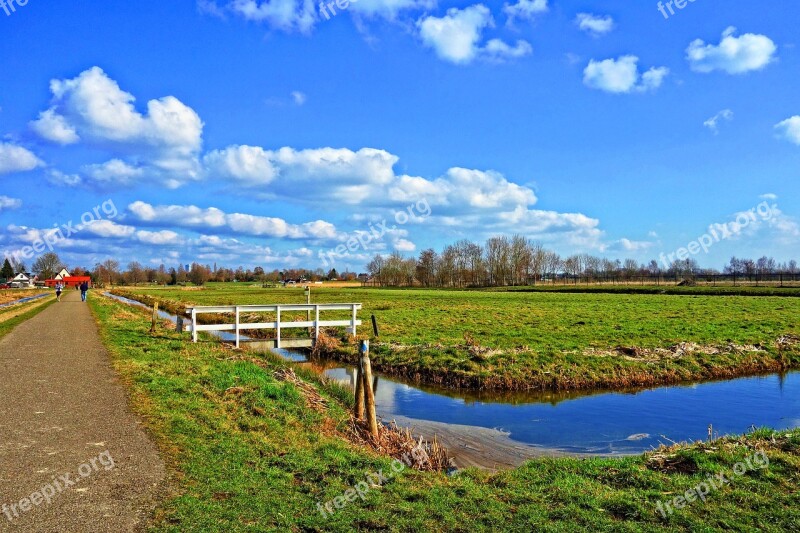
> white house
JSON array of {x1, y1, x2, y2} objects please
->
[
  {"x1": 10, "y1": 273, "x2": 37, "y2": 288},
  {"x1": 54, "y1": 268, "x2": 71, "y2": 280}
]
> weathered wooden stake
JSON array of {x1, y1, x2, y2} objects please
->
[
  {"x1": 176, "y1": 315, "x2": 184, "y2": 333},
  {"x1": 360, "y1": 340, "x2": 379, "y2": 438},
  {"x1": 150, "y1": 302, "x2": 159, "y2": 332},
  {"x1": 354, "y1": 360, "x2": 365, "y2": 420}
]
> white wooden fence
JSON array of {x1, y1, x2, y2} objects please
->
[{"x1": 187, "y1": 303, "x2": 362, "y2": 349}]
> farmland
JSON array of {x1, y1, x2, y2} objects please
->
[
  {"x1": 111, "y1": 283, "x2": 800, "y2": 392},
  {"x1": 86, "y1": 292, "x2": 800, "y2": 531}
]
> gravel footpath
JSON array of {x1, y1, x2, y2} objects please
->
[{"x1": 0, "y1": 290, "x2": 165, "y2": 532}]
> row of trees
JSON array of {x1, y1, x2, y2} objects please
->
[
  {"x1": 7, "y1": 243, "x2": 799, "y2": 289},
  {"x1": 364, "y1": 235, "x2": 800, "y2": 287}
]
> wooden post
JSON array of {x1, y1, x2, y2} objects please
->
[
  {"x1": 176, "y1": 315, "x2": 184, "y2": 333},
  {"x1": 150, "y1": 302, "x2": 159, "y2": 332},
  {"x1": 360, "y1": 340, "x2": 379, "y2": 438},
  {"x1": 371, "y1": 314, "x2": 379, "y2": 338},
  {"x1": 305, "y1": 286, "x2": 311, "y2": 322},
  {"x1": 351, "y1": 304, "x2": 358, "y2": 337},
  {"x1": 354, "y1": 359, "x2": 365, "y2": 420},
  {"x1": 314, "y1": 305, "x2": 320, "y2": 340},
  {"x1": 191, "y1": 309, "x2": 197, "y2": 342}
]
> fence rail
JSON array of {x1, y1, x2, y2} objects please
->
[{"x1": 187, "y1": 303, "x2": 362, "y2": 349}]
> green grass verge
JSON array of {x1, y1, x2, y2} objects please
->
[
  {"x1": 89, "y1": 293, "x2": 800, "y2": 531},
  {"x1": 111, "y1": 285, "x2": 800, "y2": 392},
  {"x1": 0, "y1": 296, "x2": 55, "y2": 340}
]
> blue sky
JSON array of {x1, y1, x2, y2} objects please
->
[{"x1": 0, "y1": 0, "x2": 798, "y2": 272}]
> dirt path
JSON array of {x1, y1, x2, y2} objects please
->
[{"x1": 0, "y1": 290, "x2": 165, "y2": 532}]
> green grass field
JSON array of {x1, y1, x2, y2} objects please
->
[
  {"x1": 87, "y1": 292, "x2": 800, "y2": 532},
  {"x1": 112, "y1": 284, "x2": 800, "y2": 391}
]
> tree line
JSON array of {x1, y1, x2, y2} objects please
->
[{"x1": 364, "y1": 235, "x2": 800, "y2": 287}]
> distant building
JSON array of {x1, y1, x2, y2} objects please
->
[
  {"x1": 10, "y1": 273, "x2": 37, "y2": 287},
  {"x1": 45, "y1": 269, "x2": 91, "y2": 288}
]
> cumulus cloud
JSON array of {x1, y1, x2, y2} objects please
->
[
  {"x1": 704, "y1": 109, "x2": 734, "y2": 134},
  {"x1": 204, "y1": 146, "x2": 398, "y2": 202},
  {"x1": 575, "y1": 13, "x2": 614, "y2": 36},
  {"x1": 775, "y1": 116, "x2": 800, "y2": 145},
  {"x1": 128, "y1": 201, "x2": 338, "y2": 240},
  {"x1": 0, "y1": 196, "x2": 22, "y2": 211},
  {"x1": 687, "y1": 27, "x2": 777, "y2": 74},
  {"x1": 583, "y1": 56, "x2": 669, "y2": 94},
  {"x1": 417, "y1": 5, "x2": 532, "y2": 65},
  {"x1": 31, "y1": 67, "x2": 204, "y2": 187},
  {"x1": 503, "y1": 0, "x2": 547, "y2": 23},
  {"x1": 0, "y1": 142, "x2": 44, "y2": 175},
  {"x1": 83, "y1": 159, "x2": 145, "y2": 185},
  {"x1": 29, "y1": 109, "x2": 80, "y2": 144},
  {"x1": 47, "y1": 169, "x2": 83, "y2": 187}
]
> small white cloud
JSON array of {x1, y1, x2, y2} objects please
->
[
  {"x1": 687, "y1": 27, "x2": 777, "y2": 74},
  {"x1": 417, "y1": 5, "x2": 531, "y2": 65},
  {"x1": 775, "y1": 116, "x2": 800, "y2": 145},
  {"x1": 704, "y1": 109, "x2": 734, "y2": 134},
  {"x1": 0, "y1": 195, "x2": 22, "y2": 211},
  {"x1": 48, "y1": 169, "x2": 83, "y2": 187},
  {"x1": 83, "y1": 159, "x2": 144, "y2": 185},
  {"x1": 503, "y1": 0, "x2": 548, "y2": 23},
  {"x1": 291, "y1": 91, "x2": 307, "y2": 106},
  {"x1": 393, "y1": 238, "x2": 417, "y2": 252},
  {"x1": 575, "y1": 13, "x2": 614, "y2": 36},
  {"x1": 30, "y1": 109, "x2": 80, "y2": 144},
  {"x1": 136, "y1": 229, "x2": 183, "y2": 245},
  {"x1": 583, "y1": 56, "x2": 669, "y2": 94},
  {"x1": 760, "y1": 193, "x2": 778, "y2": 200},
  {"x1": 482, "y1": 39, "x2": 533, "y2": 61},
  {"x1": 418, "y1": 5, "x2": 494, "y2": 65},
  {"x1": 0, "y1": 142, "x2": 44, "y2": 175}
]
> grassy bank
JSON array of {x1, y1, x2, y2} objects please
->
[
  {"x1": 89, "y1": 292, "x2": 800, "y2": 531},
  {"x1": 0, "y1": 295, "x2": 55, "y2": 340},
  {"x1": 111, "y1": 285, "x2": 800, "y2": 392}
]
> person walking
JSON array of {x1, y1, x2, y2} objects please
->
[
  {"x1": 80, "y1": 281, "x2": 89, "y2": 302},
  {"x1": 55, "y1": 282, "x2": 63, "y2": 302}
]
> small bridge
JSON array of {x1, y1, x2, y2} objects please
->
[{"x1": 186, "y1": 303, "x2": 362, "y2": 349}]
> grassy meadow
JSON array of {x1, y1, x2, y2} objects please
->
[
  {"x1": 87, "y1": 292, "x2": 800, "y2": 532},
  {"x1": 110, "y1": 283, "x2": 800, "y2": 391}
]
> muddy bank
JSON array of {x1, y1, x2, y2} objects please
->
[{"x1": 386, "y1": 415, "x2": 573, "y2": 471}]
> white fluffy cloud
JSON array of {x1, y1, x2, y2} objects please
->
[
  {"x1": 0, "y1": 142, "x2": 44, "y2": 175},
  {"x1": 503, "y1": 0, "x2": 547, "y2": 22},
  {"x1": 31, "y1": 67, "x2": 204, "y2": 187},
  {"x1": 204, "y1": 145, "x2": 398, "y2": 202},
  {"x1": 348, "y1": 0, "x2": 434, "y2": 19},
  {"x1": 417, "y1": 5, "x2": 531, "y2": 65},
  {"x1": 29, "y1": 109, "x2": 80, "y2": 144},
  {"x1": 227, "y1": 0, "x2": 316, "y2": 33},
  {"x1": 583, "y1": 56, "x2": 669, "y2": 94},
  {"x1": 575, "y1": 13, "x2": 614, "y2": 36},
  {"x1": 775, "y1": 116, "x2": 800, "y2": 145},
  {"x1": 128, "y1": 201, "x2": 338, "y2": 240},
  {"x1": 0, "y1": 196, "x2": 22, "y2": 211},
  {"x1": 84, "y1": 159, "x2": 144, "y2": 185},
  {"x1": 687, "y1": 27, "x2": 777, "y2": 74}
]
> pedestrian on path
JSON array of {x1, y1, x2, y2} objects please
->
[
  {"x1": 55, "y1": 282, "x2": 63, "y2": 302},
  {"x1": 80, "y1": 281, "x2": 89, "y2": 302}
]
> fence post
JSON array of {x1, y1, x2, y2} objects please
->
[
  {"x1": 354, "y1": 358, "x2": 365, "y2": 420},
  {"x1": 235, "y1": 306, "x2": 240, "y2": 349},
  {"x1": 191, "y1": 309, "x2": 197, "y2": 342},
  {"x1": 351, "y1": 304, "x2": 358, "y2": 337},
  {"x1": 150, "y1": 302, "x2": 159, "y2": 333},
  {"x1": 276, "y1": 306, "x2": 281, "y2": 350},
  {"x1": 360, "y1": 340, "x2": 379, "y2": 438},
  {"x1": 314, "y1": 305, "x2": 320, "y2": 340}
]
